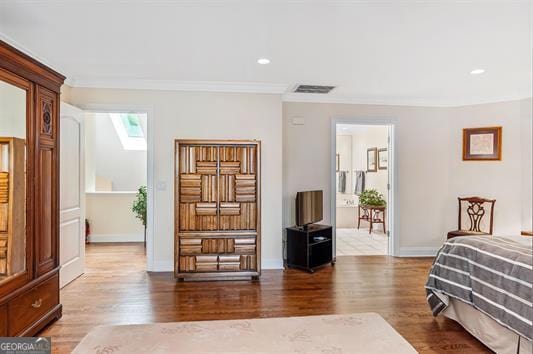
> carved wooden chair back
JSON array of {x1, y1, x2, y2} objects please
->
[{"x1": 458, "y1": 197, "x2": 496, "y2": 235}]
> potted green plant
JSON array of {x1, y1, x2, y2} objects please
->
[
  {"x1": 132, "y1": 186, "x2": 147, "y2": 247},
  {"x1": 359, "y1": 189, "x2": 386, "y2": 207}
]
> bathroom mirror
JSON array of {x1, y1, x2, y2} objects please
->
[{"x1": 0, "y1": 75, "x2": 27, "y2": 284}]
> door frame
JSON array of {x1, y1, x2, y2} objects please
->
[
  {"x1": 330, "y1": 117, "x2": 399, "y2": 257},
  {"x1": 77, "y1": 103, "x2": 155, "y2": 271}
]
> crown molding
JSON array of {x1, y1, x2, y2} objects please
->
[
  {"x1": 0, "y1": 32, "x2": 72, "y2": 81},
  {"x1": 3, "y1": 31, "x2": 529, "y2": 105},
  {"x1": 69, "y1": 77, "x2": 289, "y2": 94},
  {"x1": 282, "y1": 92, "x2": 533, "y2": 108}
]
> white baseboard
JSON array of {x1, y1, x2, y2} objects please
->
[
  {"x1": 262, "y1": 259, "x2": 284, "y2": 269},
  {"x1": 150, "y1": 260, "x2": 174, "y2": 272},
  {"x1": 89, "y1": 233, "x2": 144, "y2": 243},
  {"x1": 399, "y1": 247, "x2": 440, "y2": 257},
  {"x1": 147, "y1": 258, "x2": 284, "y2": 272}
]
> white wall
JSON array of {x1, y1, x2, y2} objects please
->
[
  {"x1": 352, "y1": 126, "x2": 388, "y2": 200},
  {"x1": 0, "y1": 81, "x2": 25, "y2": 139},
  {"x1": 284, "y1": 99, "x2": 532, "y2": 255},
  {"x1": 69, "y1": 88, "x2": 283, "y2": 270},
  {"x1": 86, "y1": 193, "x2": 145, "y2": 242},
  {"x1": 520, "y1": 99, "x2": 532, "y2": 231},
  {"x1": 66, "y1": 85, "x2": 530, "y2": 266},
  {"x1": 85, "y1": 112, "x2": 147, "y2": 192},
  {"x1": 447, "y1": 99, "x2": 532, "y2": 235}
]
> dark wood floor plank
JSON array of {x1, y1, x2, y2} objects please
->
[{"x1": 40, "y1": 243, "x2": 490, "y2": 353}]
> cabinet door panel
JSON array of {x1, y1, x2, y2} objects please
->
[
  {"x1": 35, "y1": 86, "x2": 58, "y2": 276},
  {"x1": 178, "y1": 145, "x2": 218, "y2": 231},
  {"x1": 219, "y1": 146, "x2": 257, "y2": 231}
]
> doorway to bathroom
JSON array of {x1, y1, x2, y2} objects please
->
[{"x1": 333, "y1": 123, "x2": 394, "y2": 256}]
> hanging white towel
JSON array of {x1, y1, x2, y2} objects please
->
[
  {"x1": 354, "y1": 170, "x2": 365, "y2": 195},
  {"x1": 338, "y1": 171, "x2": 346, "y2": 193}
]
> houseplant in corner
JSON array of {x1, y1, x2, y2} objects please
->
[
  {"x1": 359, "y1": 189, "x2": 386, "y2": 207},
  {"x1": 132, "y1": 185, "x2": 147, "y2": 248}
]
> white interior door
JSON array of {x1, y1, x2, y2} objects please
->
[{"x1": 59, "y1": 102, "x2": 85, "y2": 288}]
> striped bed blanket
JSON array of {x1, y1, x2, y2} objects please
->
[{"x1": 425, "y1": 236, "x2": 532, "y2": 341}]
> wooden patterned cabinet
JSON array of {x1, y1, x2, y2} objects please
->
[{"x1": 175, "y1": 140, "x2": 261, "y2": 280}]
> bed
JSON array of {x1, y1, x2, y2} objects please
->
[{"x1": 425, "y1": 235, "x2": 532, "y2": 354}]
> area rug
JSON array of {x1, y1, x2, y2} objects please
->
[{"x1": 73, "y1": 313, "x2": 417, "y2": 353}]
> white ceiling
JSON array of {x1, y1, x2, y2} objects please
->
[{"x1": 1, "y1": 1, "x2": 531, "y2": 106}]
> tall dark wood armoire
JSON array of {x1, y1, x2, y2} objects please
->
[
  {"x1": 175, "y1": 140, "x2": 261, "y2": 280},
  {"x1": 0, "y1": 40, "x2": 65, "y2": 336}
]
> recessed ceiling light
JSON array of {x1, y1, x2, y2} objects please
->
[
  {"x1": 257, "y1": 58, "x2": 270, "y2": 65},
  {"x1": 470, "y1": 69, "x2": 485, "y2": 75}
]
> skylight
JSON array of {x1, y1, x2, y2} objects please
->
[{"x1": 110, "y1": 113, "x2": 147, "y2": 150}]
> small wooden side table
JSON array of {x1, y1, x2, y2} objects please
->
[{"x1": 357, "y1": 205, "x2": 386, "y2": 234}]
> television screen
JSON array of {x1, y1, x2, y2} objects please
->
[{"x1": 295, "y1": 190, "x2": 323, "y2": 226}]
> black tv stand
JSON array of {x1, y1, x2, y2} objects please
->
[{"x1": 286, "y1": 224, "x2": 334, "y2": 273}]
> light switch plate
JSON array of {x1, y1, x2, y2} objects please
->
[{"x1": 156, "y1": 181, "x2": 167, "y2": 191}]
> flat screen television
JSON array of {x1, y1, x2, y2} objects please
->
[{"x1": 295, "y1": 190, "x2": 323, "y2": 228}]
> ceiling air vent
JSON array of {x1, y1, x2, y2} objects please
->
[{"x1": 294, "y1": 85, "x2": 336, "y2": 94}]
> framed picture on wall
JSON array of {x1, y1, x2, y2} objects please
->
[
  {"x1": 463, "y1": 126, "x2": 502, "y2": 161},
  {"x1": 367, "y1": 148, "x2": 377, "y2": 172},
  {"x1": 378, "y1": 148, "x2": 388, "y2": 170}
]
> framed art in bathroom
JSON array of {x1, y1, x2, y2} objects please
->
[{"x1": 367, "y1": 148, "x2": 377, "y2": 172}]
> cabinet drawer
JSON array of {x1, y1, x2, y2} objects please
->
[
  {"x1": 218, "y1": 255, "x2": 240, "y2": 271},
  {"x1": 0, "y1": 304, "x2": 6, "y2": 336},
  {"x1": 180, "y1": 238, "x2": 202, "y2": 254},
  {"x1": 8, "y1": 274, "x2": 59, "y2": 336},
  {"x1": 234, "y1": 237, "x2": 256, "y2": 254},
  {"x1": 195, "y1": 256, "x2": 218, "y2": 271},
  {"x1": 218, "y1": 263, "x2": 240, "y2": 271},
  {"x1": 201, "y1": 238, "x2": 234, "y2": 254},
  {"x1": 180, "y1": 237, "x2": 239, "y2": 254},
  {"x1": 179, "y1": 254, "x2": 256, "y2": 273}
]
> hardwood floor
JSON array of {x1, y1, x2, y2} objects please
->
[{"x1": 41, "y1": 243, "x2": 490, "y2": 353}]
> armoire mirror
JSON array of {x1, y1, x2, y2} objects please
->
[{"x1": 0, "y1": 76, "x2": 27, "y2": 284}]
